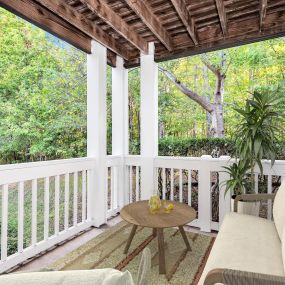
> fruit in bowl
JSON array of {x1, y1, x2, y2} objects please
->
[
  {"x1": 148, "y1": 195, "x2": 161, "y2": 214},
  {"x1": 164, "y1": 202, "x2": 174, "y2": 213}
]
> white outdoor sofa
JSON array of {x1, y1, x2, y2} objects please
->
[
  {"x1": 199, "y1": 182, "x2": 285, "y2": 285},
  {"x1": 0, "y1": 248, "x2": 151, "y2": 285}
]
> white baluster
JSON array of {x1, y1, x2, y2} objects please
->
[
  {"x1": 254, "y1": 173, "x2": 258, "y2": 193},
  {"x1": 170, "y1": 168, "x2": 174, "y2": 200},
  {"x1": 179, "y1": 169, "x2": 183, "y2": 202},
  {"x1": 54, "y1": 175, "x2": 60, "y2": 235},
  {"x1": 1, "y1": 184, "x2": 8, "y2": 260},
  {"x1": 73, "y1": 172, "x2": 78, "y2": 226},
  {"x1": 113, "y1": 167, "x2": 118, "y2": 210},
  {"x1": 18, "y1": 181, "x2": 24, "y2": 252},
  {"x1": 136, "y1": 166, "x2": 139, "y2": 201},
  {"x1": 129, "y1": 166, "x2": 132, "y2": 203},
  {"x1": 64, "y1": 174, "x2": 69, "y2": 230},
  {"x1": 31, "y1": 179, "x2": 37, "y2": 246},
  {"x1": 44, "y1": 177, "x2": 49, "y2": 239},
  {"x1": 162, "y1": 168, "x2": 166, "y2": 200},
  {"x1": 267, "y1": 175, "x2": 272, "y2": 220},
  {"x1": 110, "y1": 167, "x2": 114, "y2": 210},
  {"x1": 188, "y1": 169, "x2": 192, "y2": 206},
  {"x1": 82, "y1": 170, "x2": 87, "y2": 222}
]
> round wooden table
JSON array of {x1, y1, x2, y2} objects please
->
[{"x1": 120, "y1": 200, "x2": 196, "y2": 275}]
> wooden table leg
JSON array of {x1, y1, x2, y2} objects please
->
[
  {"x1": 157, "y1": 228, "x2": 166, "y2": 274},
  {"x1": 153, "y1": 228, "x2": 157, "y2": 237},
  {"x1": 124, "y1": 225, "x2": 138, "y2": 254},
  {"x1": 179, "y1": 225, "x2": 192, "y2": 251}
]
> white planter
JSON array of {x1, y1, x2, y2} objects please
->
[{"x1": 231, "y1": 197, "x2": 260, "y2": 216}]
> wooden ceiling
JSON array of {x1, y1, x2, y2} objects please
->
[{"x1": 1, "y1": 0, "x2": 285, "y2": 67}]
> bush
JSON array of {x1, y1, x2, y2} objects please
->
[
  {"x1": 158, "y1": 136, "x2": 285, "y2": 159},
  {"x1": 159, "y1": 137, "x2": 235, "y2": 157}
]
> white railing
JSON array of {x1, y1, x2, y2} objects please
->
[
  {"x1": 1, "y1": 154, "x2": 285, "y2": 273},
  {"x1": 0, "y1": 158, "x2": 95, "y2": 273},
  {"x1": 125, "y1": 155, "x2": 141, "y2": 204},
  {"x1": 106, "y1": 156, "x2": 122, "y2": 219},
  {"x1": 125, "y1": 155, "x2": 285, "y2": 232}
]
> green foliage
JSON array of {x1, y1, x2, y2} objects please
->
[
  {"x1": 0, "y1": 8, "x2": 88, "y2": 163},
  {"x1": 1, "y1": 8, "x2": 285, "y2": 162},
  {"x1": 159, "y1": 137, "x2": 235, "y2": 157},
  {"x1": 223, "y1": 89, "x2": 285, "y2": 196},
  {"x1": 235, "y1": 88, "x2": 285, "y2": 173},
  {"x1": 222, "y1": 161, "x2": 251, "y2": 196}
]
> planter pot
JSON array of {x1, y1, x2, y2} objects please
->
[{"x1": 231, "y1": 196, "x2": 260, "y2": 216}]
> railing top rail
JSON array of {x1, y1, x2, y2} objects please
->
[{"x1": 0, "y1": 157, "x2": 96, "y2": 171}]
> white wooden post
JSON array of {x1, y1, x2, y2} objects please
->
[
  {"x1": 219, "y1": 156, "x2": 231, "y2": 226},
  {"x1": 140, "y1": 43, "x2": 158, "y2": 200},
  {"x1": 199, "y1": 155, "x2": 212, "y2": 232},
  {"x1": 112, "y1": 56, "x2": 128, "y2": 209},
  {"x1": 87, "y1": 40, "x2": 107, "y2": 227}
]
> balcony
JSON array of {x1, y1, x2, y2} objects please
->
[
  {"x1": 0, "y1": 155, "x2": 283, "y2": 273},
  {"x1": 1, "y1": 0, "x2": 285, "y2": 283}
]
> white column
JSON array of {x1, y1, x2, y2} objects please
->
[
  {"x1": 87, "y1": 40, "x2": 107, "y2": 227},
  {"x1": 112, "y1": 56, "x2": 128, "y2": 208},
  {"x1": 140, "y1": 43, "x2": 158, "y2": 200}
]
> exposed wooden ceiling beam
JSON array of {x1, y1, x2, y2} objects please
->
[
  {"x1": 79, "y1": 0, "x2": 148, "y2": 53},
  {"x1": 125, "y1": 0, "x2": 173, "y2": 51},
  {"x1": 0, "y1": 0, "x2": 91, "y2": 53},
  {"x1": 260, "y1": 0, "x2": 268, "y2": 30},
  {"x1": 215, "y1": 0, "x2": 228, "y2": 36},
  {"x1": 169, "y1": 0, "x2": 198, "y2": 46},
  {"x1": 34, "y1": 0, "x2": 129, "y2": 60}
]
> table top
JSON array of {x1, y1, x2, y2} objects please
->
[{"x1": 120, "y1": 200, "x2": 196, "y2": 229}]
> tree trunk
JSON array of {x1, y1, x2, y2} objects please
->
[
  {"x1": 202, "y1": 54, "x2": 226, "y2": 138},
  {"x1": 159, "y1": 56, "x2": 227, "y2": 138},
  {"x1": 203, "y1": 65, "x2": 212, "y2": 137},
  {"x1": 159, "y1": 121, "x2": 165, "y2": 138}
]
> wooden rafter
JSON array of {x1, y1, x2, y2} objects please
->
[
  {"x1": 34, "y1": 0, "x2": 129, "y2": 60},
  {"x1": 169, "y1": 0, "x2": 198, "y2": 46},
  {"x1": 260, "y1": 0, "x2": 268, "y2": 30},
  {"x1": 215, "y1": 0, "x2": 228, "y2": 36},
  {"x1": 125, "y1": 0, "x2": 173, "y2": 51},
  {"x1": 0, "y1": 0, "x2": 91, "y2": 53},
  {"x1": 79, "y1": 0, "x2": 148, "y2": 53}
]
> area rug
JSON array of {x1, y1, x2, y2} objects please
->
[{"x1": 49, "y1": 222, "x2": 214, "y2": 285}]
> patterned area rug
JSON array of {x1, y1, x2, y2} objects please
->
[{"x1": 49, "y1": 222, "x2": 214, "y2": 285}]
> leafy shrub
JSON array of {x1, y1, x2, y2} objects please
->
[{"x1": 158, "y1": 136, "x2": 285, "y2": 159}]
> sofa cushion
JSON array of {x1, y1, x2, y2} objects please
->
[
  {"x1": 273, "y1": 182, "x2": 285, "y2": 239},
  {"x1": 0, "y1": 269, "x2": 134, "y2": 285},
  {"x1": 198, "y1": 212, "x2": 284, "y2": 285}
]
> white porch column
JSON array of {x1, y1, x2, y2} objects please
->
[
  {"x1": 87, "y1": 40, "x2": 107, "y2": 227},
  {"x1": 112, "y1": 56, "x2": 128, "y2": 208},
  {"x1": 140, "y1": 43, "x2": 158, "y2": 200}
]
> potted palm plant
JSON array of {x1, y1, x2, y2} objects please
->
[{"x1": 223, "y1": 88, "x2": 284, "y2": 215}]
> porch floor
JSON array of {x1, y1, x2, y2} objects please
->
[{"x1": 13, "y1": 215, "x2": 217, "y2": 273}]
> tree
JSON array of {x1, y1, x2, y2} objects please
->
[{"x1": 159, "y1": 52, "x2": 228, "y2": 137}]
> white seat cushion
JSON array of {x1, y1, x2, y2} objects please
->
[
  {"x1": 0, "y1": 269, "x2": 134, "y2": 285},
  {"x1": 198, "y1": 212, "x2": 284, "y2": 285},
  {"x1": 273, "y1": 182, "x2": 285, "y2": 239}
]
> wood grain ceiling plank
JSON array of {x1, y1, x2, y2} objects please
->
[
  {"x1": 169, "y1": 0, "x2": 198, "y2": 45},
  {"x1": 79, "y1": 0, "x2": 148, "y2": 53},
  {"x1": 34, "y1": 0, "x2": 130, "y2": 59},
  {"x1": 215, "y1": 0, "x2": 228, "y2": 36},
  {"x1": 0, "y1": 0, "x2": 91, "y2": 53},
  {"x1": 260, "y1": 0, "x2": 268, "y2": 30},
  {"x1": 125, "y1": 0, "x2": 174, "y2": 51}
]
